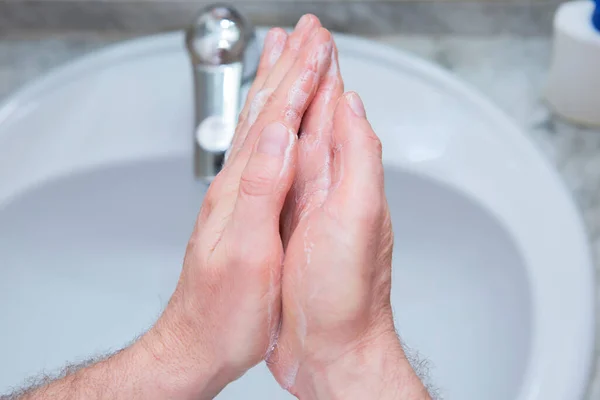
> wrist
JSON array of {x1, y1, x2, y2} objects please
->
[
  {"x1": 130, "y1": 309, "x2": 238, "y2": 400},
  {"x1": 292, "y1": 331, "x2": 430, "y2": 400},
  {"x1": 117, "y1": 301, "x2": 235, "y2": 400}
]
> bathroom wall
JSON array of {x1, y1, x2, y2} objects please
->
[{"x1": 0, "y1": 0, "x2": 563, "y2": 36}]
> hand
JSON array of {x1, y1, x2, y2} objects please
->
[
  {"x1": 10, "y1": 16, "x2": 337, "y2": 400},
  {"x1": 137, "y1": 16, "x2": 335, "y2": 399},
  {"x1": 267, "y1": 26, "x2": 430, "y2": 398}
]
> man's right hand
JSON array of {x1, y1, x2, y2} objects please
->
[{"x1": 267, "y1": 31, "x2": 431, "y2": 397}]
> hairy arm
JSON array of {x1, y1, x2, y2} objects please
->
[
  {"x1": 5, "y1": 348, "x2": 140, "y2": 400},
  {"x1": 3, "y1": 321, "x2": 228, "y2": 400}
]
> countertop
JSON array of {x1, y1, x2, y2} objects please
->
[{"x1": 1, "y1": 32, "x2": 599, "y2": 398}]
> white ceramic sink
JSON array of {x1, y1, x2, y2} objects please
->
[{"x1": 0, "y1": 31, "x2": 594, "y2": 400}]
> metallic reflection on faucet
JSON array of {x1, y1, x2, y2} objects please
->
[{"x1": 185, "y1": 4, "x2": 259, "y2": 181}]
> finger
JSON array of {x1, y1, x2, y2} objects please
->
[
  {"x1": 201, "y1": 29, "x2": 288, "y2": 214},
  {"x1": 230, "y1": 122, "x2": 297, "y2": 251},
  {"x1": 281, "y1": 41, "x2": 343, "y2": 244},
  {"x1": 232, "y1": 28, "x2": 333, "y2": 177},
  {"x1": 244, "y1": 15, "x2": 321, "y2": 124},
  {"x1": 200, "y1": 123, "x2": 298, "y2": 271},
  {"x1": 330, "y1": 91, "x2": 385, "y2": 222},
  {"x1": 226, "y1": 122, "x2": 297, "y2": 358},
  {"x1": 207, "y1": 28, "x2": 332, "y2": 229},
  {"x1": 230, "y1": 15, "x2": 322, "y2": 161},
  {"x1": 234, "y1": 28, "x2": 288, "y2": 138},
  {"x1": 254, "y1": 15, "x2": 322, "y2": 113}
]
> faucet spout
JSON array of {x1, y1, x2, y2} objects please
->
[{"x1": 185, "y1": 4, "x2": 258, "y2": 181}]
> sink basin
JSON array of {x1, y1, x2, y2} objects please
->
[{"x1": 0, "y1": 31, "x2": 594, "y2": 399}]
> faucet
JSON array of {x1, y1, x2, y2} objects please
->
[{"x1": 185, "y1": 4, "x2": 259, "y2": 181}]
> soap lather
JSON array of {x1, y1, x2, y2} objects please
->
[{"x1": 185, "y1": 5, "x2": 259, "y2": 181}]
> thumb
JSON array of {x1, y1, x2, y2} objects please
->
[
  {"x1": 232, "y1": 122, "x2": 297, "y2": 240},
  {"x1": 331, "y1": 92, "x2": 385, "y2": 222}
]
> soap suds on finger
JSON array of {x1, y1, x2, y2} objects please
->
[
  {"x1": 321, "y1": 47, "x2": 341, "y2": 106},
  {"x1": 285, "y1": 69, "x2": 314, "y2": 122},
  {"x1": 327, "y1": 46, "x2": 339, "y2": 78},
  {"x1": 288, "y1": 79, "x2": 311, "y2": 112},
  {"x1": 308, "y1": 40, "x2": 333, "y2": 72},
  {"x1": 268, "y1": 31, "x2": 288, "y2": 67},
  {"x1": 248, "y1": 88, "x2": 273, "y2": 126}
]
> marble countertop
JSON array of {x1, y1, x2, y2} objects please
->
[{"x1": 1, "y1": 32, "x2": 598, "y2": 398}]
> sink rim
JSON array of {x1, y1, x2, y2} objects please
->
[{"x1": 0, "y1": 30, "x2": 594, "y2": 399}]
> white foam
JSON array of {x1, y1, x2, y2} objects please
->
[{"x1": 247, "y1": 88, "x2": 273, "y2": 126}]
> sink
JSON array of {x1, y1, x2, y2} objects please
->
[{"x1": 0, "y1": 31, "x2": 594, "y2": 399}]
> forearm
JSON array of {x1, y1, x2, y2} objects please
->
[
  {"x1": 293, "y1": 334, "x2": 431, "y2": 400},
  {"x1": 10, "y1": 318, "x2": 228, "y2": 400},
  {"x1": 16, "y1": 346, "x2": 144, "y2": 400}
]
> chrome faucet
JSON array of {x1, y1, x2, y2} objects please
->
[{"x1": 185, "y1": 4, "x2": 259, "y2": 181}]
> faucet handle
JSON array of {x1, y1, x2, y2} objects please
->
[
  {"x1": 185, "y1": 4, "x2": 259, "y2": 181},
  {"x1": 185, "y1": 4, "x2": 258, "y2": 79}
]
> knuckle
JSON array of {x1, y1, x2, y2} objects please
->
[
  {"x1": 367, "y1": 132, "x2": 383, "y2": 159},
  {"x1": 197, "y1": 201, "x2": 212, "y2": 223},
  {"x1": 236, "y1": 112, "x2": 247, "y2": 127},
  {"x1": 201, "y1": 191, "x2": 218, "y2": 218},
  {"x1": 185, "y1": 235, "x2": 199, "y2": 255},
  {"x1": 255, "y1": 64, "x2": 270, "y2": 79},
  {"x1": 240, "y1": 158, "x2": 278, "y2": 197},
  {"x1": 184, "y1": 234, "x2": 207, "y2": 268}
]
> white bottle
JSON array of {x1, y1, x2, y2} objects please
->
[{"x1": 546, "y1": 0, "x2": 600, "y2": 127}]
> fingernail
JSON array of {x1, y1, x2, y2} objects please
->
[
  {"x1": 346, "y1": 92, "x2": 366, "y2": 118},
  {"x1": 257, "y1": 122, "x2": 290, "y2": 156},
  {"x1": 295, "y1": 14, "x2": 311, "y2": 30}
]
